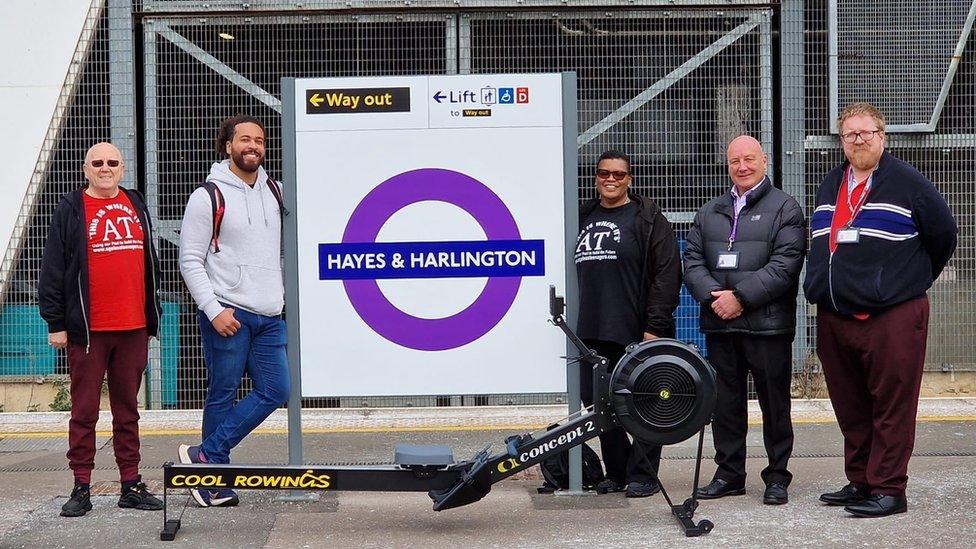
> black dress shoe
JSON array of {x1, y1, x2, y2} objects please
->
[
  {"x1": 844, "y1": 494, "x2": 907, "y2": 517},
  {"x1": 763, "y1": 483, "x2": 788, "y2": 505},
  {"x1": 695, "y1": 478, "x2": 746, "y2": 500},
  {"x1": 819, "y1": 483, "x2": 870, "y2": 506}
]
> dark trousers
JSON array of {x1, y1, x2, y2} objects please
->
[
  {"x1": 581, "y1": 339, "x2": 662, "y2": 485},
  {"x1": 705, "y1": 332, "x2": 794, "y2": 486},
  {"x1": 67, "y1": 329, "x2": 148, "y2": 484},
  {"x1": 817, "y1": 296, "x2": 929, "y2": 497}
]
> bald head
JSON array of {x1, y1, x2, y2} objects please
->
[
  {"x1": 726, "y1": 135, "x2": 767, "y2": 192},
  {"x1": 83, "y1": 142, "x2": 125, "y2": 197},
  {"x1": 85, "y1": 142, "x2": 122, "y2": 163}
]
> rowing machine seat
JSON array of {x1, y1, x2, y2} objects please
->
[{"x1": 395, "y1": 444, "x2": 454, "y2": 467}]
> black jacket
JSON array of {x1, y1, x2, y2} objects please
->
[
  {"x1": 579, "y1": 194, "x2": 682, "y2": 339},
  {"x1": 803, "y1": 151, "x2": 957, "y2": 314},
  {"x1": 38, "y1": 187, "x2": 162, "y2": 345},
  {"x1": 683, "y1": 179, "x2": 807, "y2": 335}
]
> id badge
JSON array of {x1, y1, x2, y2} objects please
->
[
  {"x1": 836, "y1": 228, "x2": 861, "y2": 244},
  {"x1": 716, "y1": 251, "x2": 740, "y2": 270}
]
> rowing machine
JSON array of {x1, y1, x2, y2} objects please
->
[{"x1": 160, "y1": 286, "x2": 717, "y2": 540}]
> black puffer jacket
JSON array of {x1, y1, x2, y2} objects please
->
[
  {"x1": 38, "y1": 187, "x2": 162, "y2": 346},
  {"x1": 683, "y1": 180, "x2": 807, "y2": 335}
]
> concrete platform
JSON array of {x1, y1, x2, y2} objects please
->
[{"x1": 0, "y1": 402, "x2": 974, "y2": 547}]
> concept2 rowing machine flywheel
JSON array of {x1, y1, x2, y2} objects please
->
[{"x1": 609, "y1": 339, "x2": 717, "y2": 446}]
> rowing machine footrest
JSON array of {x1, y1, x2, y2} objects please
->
[
  {"x1": 394, "y1": 444, "x2": 454, "y2": 467},
  {"x1": 428, "y1": 448, "x2": 492, "y2": 511},
  {"x1": 504, "y1": 434, "x2": 533, "y2": 456}
]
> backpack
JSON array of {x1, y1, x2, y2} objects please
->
[
  {"x1": 196, "y1": 178, "x2": 288, "y2": 253},
  {"x1": 538, "y1": 440, "x2": 605, "y2": 493}
]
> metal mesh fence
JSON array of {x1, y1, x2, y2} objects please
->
[
  {"x1": 0, "y1": 1, "x2": 973, "y2": 411},
  {"x1": 0, "y1": 1, "x2": 113, "y2": 382},
  {"x1": 803, "y1": 0, "x2": 976, "y2": 381},
  {"x1": 831, "y1": 0, "x2": 974, "y2": 131}
]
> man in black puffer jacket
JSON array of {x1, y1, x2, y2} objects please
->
[{"x1": 684, "y1": 135, "x2": 806, "y2": 506}]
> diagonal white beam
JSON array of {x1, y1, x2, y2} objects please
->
[
  {"x1": 928, "y1": 0, "x2": 976, "y2": 129},
  {"x1": 577, "y1": 17, "x2": 760, "y2": 148},
  {"x1": 155, "y1": 22, "x2": 281, "y2": 113}
]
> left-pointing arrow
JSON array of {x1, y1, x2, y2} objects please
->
[{"x1": 309, "y1": 93, "x2": 324, "y2": 107}]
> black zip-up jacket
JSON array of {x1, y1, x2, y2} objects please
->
[
  {"x1": 803, "y1": 151, "x2": 957, "y2": 315},
  {"x1": 579, "y1": 194, "x2": 682, "y2": 339},
  {"x1": 38, "y1": 186, "x2": 162, "y2": 345},
  {"x1": 683, "y1": 179, "x2": 807, "y2": 335}
]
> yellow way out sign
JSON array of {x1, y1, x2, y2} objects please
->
[{"x1": 306, "y1": 87, "x2": 411, "y2": 114}]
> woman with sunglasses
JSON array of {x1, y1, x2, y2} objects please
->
[{"x1": 573, "y1": 150, "x2": 682, "y2": 497}]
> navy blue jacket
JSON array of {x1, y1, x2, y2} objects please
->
[
  {"x1": 803, "y1": 151, "x2": 957, "y2": 314},
  {"x1": 38, "y1": 187, "x2": 162, "y2": 345}
]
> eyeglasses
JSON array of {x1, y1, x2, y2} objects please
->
[
  {"x1": 841, "y1": 130, "x2": 882, "y2": 143},
  {"x1": 596, "y1": 169, "x2": 629, "y2": 181},
  {"x1": 90, "y1": 159, "x2": 122, "y2": 168}
]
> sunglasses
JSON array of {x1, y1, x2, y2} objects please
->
[
  {"x1": 90, "y1": 159, "x2": 122, "y2": 168},
  {"x1": 596, "y1": 169, "x2": 629, "y2": 181}
]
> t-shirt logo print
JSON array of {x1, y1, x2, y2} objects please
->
[
  {"x1": 575, "y1": 221, "x2": 622, "y2": 264},
  {"x1": 87, "y1": 203, "x2": 144, "y2": 254}
]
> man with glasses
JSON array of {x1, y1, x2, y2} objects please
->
[
  {"x1": 684, "y1": 135, "x2": 806, "y2": 506},
  {"x1": 178, "y1": 115, "x2": 290, "y2": 508},
  {"x1": 574, "y1": 150, "x2": 682, "y2": 497},
  {"x1": 804, "y1": 103, "x2": 957, "y2": 517},
  {"x1": 39, "y1": 142, "x2": 164, "y2": 517}
]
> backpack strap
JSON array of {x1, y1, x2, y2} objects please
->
[
  {"x1": 266, "y1": 177, "x2": 290, "y2": 217},
  {"x1": 195, "y1": 181, "x2": 225, "y2": 254}
]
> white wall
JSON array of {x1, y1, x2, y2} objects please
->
[{"x1": 0, "y1": 0, "x2": 93, "y2": 258}]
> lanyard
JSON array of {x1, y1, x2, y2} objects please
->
[
  {"x1": 728, "y1": 211, "x2": 740, "y2": 251},
  {"x1": 844, "y1": 167, "x2": 872, "y2": 224},
  {"x1": 727, "y1": 178, "x2": 765, "y2": 251}
]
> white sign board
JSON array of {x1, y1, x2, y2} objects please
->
[{"x1": 284, "y1": 73, "x2": 576, "y2": 397}]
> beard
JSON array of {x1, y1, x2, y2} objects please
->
[
  {"x1": 846, "y1": 147, "x2": 882, "y2": 171},
  {"x1": 231, "y1": 149, "x2": 263, "y2": 173}
]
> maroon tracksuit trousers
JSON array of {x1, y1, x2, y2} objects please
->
[
  {"x1": 66, "y1": 329, "x2": 148, "y2": 484},
  {"x1": 816, "y1": 296, "x2": 929, "y2": 496}
]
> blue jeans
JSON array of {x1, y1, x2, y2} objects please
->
[{"x1": 198, "y1": 307, "x2": 290, "y2": 463}]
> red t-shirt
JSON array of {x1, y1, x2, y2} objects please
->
[{"x1": 83, "y1": 191, "x2": 146, "y2": 331}]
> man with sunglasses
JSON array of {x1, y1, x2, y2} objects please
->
[
  {"x1": 804, "y1": 103, "x2": 956, "y2": 517},
  {"x1": 39, "y1": 142, "x2": 164, "y2": 517},
  {"x1": 178, "y1": 115, "x2": 290, "y2": 508},
  {"x1": 684, "y1": 135, "x2": 806, "y2": 506},
  {"x1": 574, "y1": 150, "x2": 682, "y2": 497}
]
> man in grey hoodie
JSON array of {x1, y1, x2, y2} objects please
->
[{"x1": 177, "y1": 115, "x2": 290, "y2": 507}]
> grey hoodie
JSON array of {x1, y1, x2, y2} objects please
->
[{"x1": 179, "y1": 160, "x2": 283, "y2": 321}]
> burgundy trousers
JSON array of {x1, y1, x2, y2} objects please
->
[
  {"x1": 816, "y1": 296, "x2": 929, "y2": 496},
  {"x1": 67, "y1": 329, "x2": 148, "y2": 484}
]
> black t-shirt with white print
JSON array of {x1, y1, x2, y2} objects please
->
[{"x1": 574, "y1": 201, "x2": 643, "y2": 346}]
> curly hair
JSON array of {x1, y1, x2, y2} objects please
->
[
  {"x1": 214, "y1": 114, "x2": 266, "y2": 158},
  {"x1": 838, "y1": 102, "x2": 886, "y2": 133}
]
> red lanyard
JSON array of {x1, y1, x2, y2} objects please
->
[{"x1": 844, "y1": 167, "x2": 872, "y2": 223}]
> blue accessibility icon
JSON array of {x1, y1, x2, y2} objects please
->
[{"x1": 499, "y1": 88, "x2": 514, "y2": 104}]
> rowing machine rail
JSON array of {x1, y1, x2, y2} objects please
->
[{"x1": 160, "y1": 287, "x2": 716, "y2": 540}]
